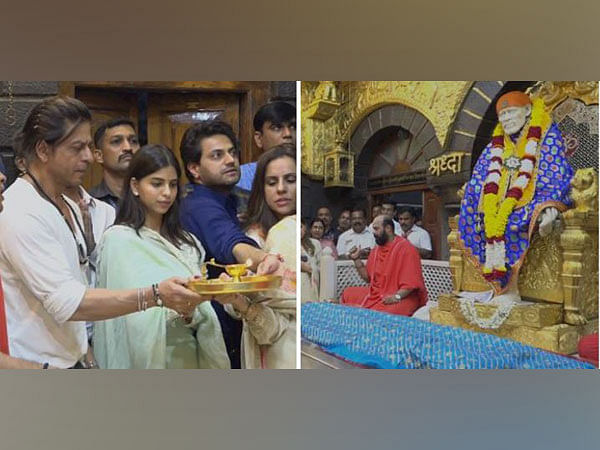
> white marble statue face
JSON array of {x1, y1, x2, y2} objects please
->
[{"x1": 498, "y1": 104, "x2": 532, "y2": 135}]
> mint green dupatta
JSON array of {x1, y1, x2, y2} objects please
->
[{"x1": 93, "y1": 225, "x2": 229, "y2": 369}]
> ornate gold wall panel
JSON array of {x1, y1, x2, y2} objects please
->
[
  {"x1": 531, "y1": 81, "x2": 598, "y2": 109},
  {"x1": 301, "y1": 81, "x2": 471, "y2": 179}
]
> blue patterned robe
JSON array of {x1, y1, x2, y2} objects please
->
[{"x1": 458, "y1": 122, "x2": 573, "y2": 292}]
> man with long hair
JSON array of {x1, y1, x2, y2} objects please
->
[{"x1": 0, "y1": 96, "x2": 206, "y2": 369}]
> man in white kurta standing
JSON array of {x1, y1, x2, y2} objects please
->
[{"x1": 0, "y1": 96, "x2": 209, "y2": 369}]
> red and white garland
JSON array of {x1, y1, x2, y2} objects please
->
[{"x1": 481, "y1": 98, "x2": 546, "y2": 281}]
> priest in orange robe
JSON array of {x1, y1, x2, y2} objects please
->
[{"x1": 341, "y1": 215, "x2": 427, "y2": 316}]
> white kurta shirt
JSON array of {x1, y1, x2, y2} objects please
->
[
  {"x1": 0, "y1": 178, "x2": 88, "y2": 367},
  {"x1": 77, "y1": 187, "x2": 116, "y2": 287},
  {"x1": 399, "y1": 224, "x2": 432, "y2": 251},
  {"x1": 336, "y1": 228, "x2": 376, "y2": 256}
]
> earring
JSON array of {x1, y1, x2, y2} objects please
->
[{"x1": 133, "y1": 191, "x2": 139, "y2": 197}]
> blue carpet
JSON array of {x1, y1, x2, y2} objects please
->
[{"x1": 301, "y1": 303, "x2": 595, "y2": 369}]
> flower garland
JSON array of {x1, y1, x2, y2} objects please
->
[{"x1": 481, "y1": 98, "x2": 546, "y2": 281}]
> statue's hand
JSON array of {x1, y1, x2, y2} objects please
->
[{"x1": 538, "y1": 207, "x2": 560, "y2": 237}]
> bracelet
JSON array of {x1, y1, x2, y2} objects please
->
[
  {"x1": 137, "y1": 287, "x2": 151, "y2": 311},
  {"x1": 142, "y1": 286, "x2": 149, "y2": 310},
  {"x1": 152, "y1": 283, "x2": 163, "y2": 307}
]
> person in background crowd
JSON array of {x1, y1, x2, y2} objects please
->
[
  {"x1": 235, "y1": 101, "x2": 296, "y2": 225},
  {"x1": 64, "y1": 182, "x2": 116, "y2": 368},
  {"x1": 380, "y1": 200, "x2": 402, "y2": 234},
  {"x1": 396, "y1": 206, "x2": 432, "y2": 259},
  {"x1": 333, "y1": 208, "x2": 352, "y2": 245},
  {"x1": 301, "y1": 219, "x2": 321, "y2": 303},
  {"x1": 90, "y1": 118, "x2": 140, "y2": 210},
  {"x1": 237, "y1": 101, "x2": 296, "y2": 192},
  {"x1": 310, "y1": 217, "x2": 337, "y2": 259},
  {"x1": 368, "y1": 201, "x2": 401, "y2": 234},
  {"x1": 371, "y1": 203, "x2": 382, "y2": 222},
  {"x1": 316, "y1": 206, "x2": 336, "y2": 241},
  {"x1": 336, "y1": 208, "x2": 375, "y2": 259}
]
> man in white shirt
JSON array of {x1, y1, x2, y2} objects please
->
[
  {"x1": 368, "y1": 200, "x2": 401, "y2": 235},
  {"x1": 65, "y1": 185, "x2": 115, "y2": 287},
  {"x1": 65, "y1": 184, "x2": 116, "y2": 362},
  {"x1": 336, "y1": 208, "x2": 375, "y2": 259},
  {"x1": 0, "y1": 96, "x2": 209, "y2": 368},
  {"x1": 397, "y1": 206, "x2": 432, "y2": 259},
  {"x1": 0, "y1": 170, "x2": 47, "y2": 369},
  {"x1": 381, "y1": 200, "x2": 402, "y2": 234}
]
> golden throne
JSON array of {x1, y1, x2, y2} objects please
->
[{"x1": 430, "y1": 82, "x2": 599, "y2": 354}]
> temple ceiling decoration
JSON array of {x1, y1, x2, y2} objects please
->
[{"x1": 302, "y1": 81, "x2": 472, "y2": 180}]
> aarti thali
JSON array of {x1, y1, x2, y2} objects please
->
[{"x1": 187, "y1": 259, "x2": 281, "y2": 295}]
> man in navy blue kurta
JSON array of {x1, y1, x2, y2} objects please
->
[
  {"x1": 179, "y1": 121, "x2": 281, "y2": 369},
  {"x1": 181, "y1": 183, "x2": 257, "y2": 266}
]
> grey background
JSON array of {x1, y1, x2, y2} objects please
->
[{"x1": 0, "y1": 372, "x2": 598, "y2": 449}]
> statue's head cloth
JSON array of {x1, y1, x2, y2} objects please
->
[{"x1": 496, "y1": 91, "x2": 531, "y2": 114}]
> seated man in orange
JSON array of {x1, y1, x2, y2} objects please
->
[{"x1": 341, "y1": 216, "x2": 427, "y2": 316}]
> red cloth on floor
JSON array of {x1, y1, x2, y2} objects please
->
[
  {"x1": 0, "y1": 277, "x2": 9, "y2": 354},
  {"x1": 578, "y1": 333, "x2": 598, "y2": 365},
  {"x1": 341, "y1": 236, "x2": 427, "y2": 316}
]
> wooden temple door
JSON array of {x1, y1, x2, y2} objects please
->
[
  {"x1": 422, "y1": 189, "x2": 442, "y2": 260},
  {"x1": 365, "y1": 124, "x2": 443, "y2": 259},
  {"x1": 61, "y1": 81, "x2": 274, "y2": 189}
]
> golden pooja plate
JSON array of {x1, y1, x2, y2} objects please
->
[
  {"x1": 187, "y1": 274, "x2": 282, "y2": 295},
  {"x1": 187, "y1": 259, "x2": 282, "y2": 295}
]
